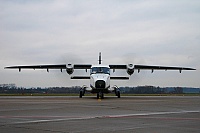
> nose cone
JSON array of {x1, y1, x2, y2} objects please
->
[
  {"x1": 91, "y1": 74, "x2": 110, "y2": 89},
  {"x1": 95, "y1": 80, "x2": 106, "y2": 88}
]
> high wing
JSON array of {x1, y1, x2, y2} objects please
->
[
  {"x1": 109, "y1": 64, "x2": 196, "y2": 74},
  {"x1": 5, "y1": 64, "x2": 92, "y2": 72},
  {"x1": 134, "y1": 65, "x2": 196, "y2": 70},
  {"x1": 134, "y1": 65, "x2": 196, "y2": 73},
  {"x1": 5, "y1": 64, "x2": 66, "y2": 69}
]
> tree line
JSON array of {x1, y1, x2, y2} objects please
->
[{"x1": 0, "y1": 84, "x2": 199, "y2": 94}]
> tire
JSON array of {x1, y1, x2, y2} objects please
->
[
  {"x1": 79, "y1": 91, "x2": 83, "y2": 98},
  {"x1": 82, "y1": 90, "x2": 85, "y2": 96},
  {"x1": 97, "y1": 93, "x2": 99, "y2": 99},
  {"x1": 117, "y1": 91, "x2": 120, "y2": 98},
  {"x1": 101, "y1": 93, "x2": 104, "y2": 99}
]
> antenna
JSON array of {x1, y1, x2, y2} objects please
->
[{"x1": 98, "y1": 52, "x2": 102, "y2": 64}]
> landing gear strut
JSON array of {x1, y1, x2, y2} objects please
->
[
  {"x1": 79, "y1": 91, "x2": 83, "y2": 98},
  {"x1": 116, "y1": 91, "x2": 120, "y2": 98},
  {"x1": 97, "y1": 92, "x2": 104, "y2": 99},
  {"x1": 114, "y1": 85, "x2": 121, "y2": 98},
  {"x1": 79, "y1": 86, "x2": 86, "y2": 98}
]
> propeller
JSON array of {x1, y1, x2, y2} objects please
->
[
  {"x1": 53, "y1": 52, "x2": 89, "y2": 86},
  {"x1": 121, "y1": 52, "x2": 147, "y2": 86}
]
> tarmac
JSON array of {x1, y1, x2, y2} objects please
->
[{"x1": 0, "y1": 96, "x2": 199, "y2": 133}]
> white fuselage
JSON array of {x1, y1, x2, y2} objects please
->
[{"x1": 86, "y1": 65, "x2": 112, "y2": 93}]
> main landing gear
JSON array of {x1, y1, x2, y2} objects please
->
[
  {"x1": 116, "y1": 90, "x2": 120, "y2": 98},
  {"x1": 79, "y1": 85, "x2": 121, "y2": 99},
  {"x1": 79, "y1": 86, "x2": 86, "y2": 98},
  {"x1": 114, "y1": 85, "x2": 121, "y2": 98},
  {"x1": 79, "y1": 91, "x2": 84, "y2": 98}
]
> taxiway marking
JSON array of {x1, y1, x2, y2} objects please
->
[{"x1": 5, "y1": 110, "x2": 199, "y2": 124}]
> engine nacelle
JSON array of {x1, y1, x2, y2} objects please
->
[
  {"x1": 127, "y1": 64, "x2": 134, "y2": 75},
  {"x1": 66, "y1": 64, "x2": 74, "y2": 75}
]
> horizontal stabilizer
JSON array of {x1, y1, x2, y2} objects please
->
[
  {"x1": 110, "y1": 77, "x2": 129, "y2": 80},
  {"x1": 71, "y1": 76, "x2": 90, "y2": 79},
  {"x1": 74, "y1": 64, "x2": 92, "y2": 69},
  {"x1": 109, "y1": 65, "x2": 127, "y2": 69}
]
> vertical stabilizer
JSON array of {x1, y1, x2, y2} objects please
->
[{"x1": 98, "y1": 52, "x2": 102, "y2": 64}]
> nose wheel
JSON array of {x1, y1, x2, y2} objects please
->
[
  {"x1": 79, "y1": 91, "x2": 83, "y2": 98},
  {"x1": 97, "y1": 92, "x2": 104, "y2": 99}
]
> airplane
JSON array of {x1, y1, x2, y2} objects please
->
[{"x1": 5, "y1": 52, "x2": 196, "y2": 99}]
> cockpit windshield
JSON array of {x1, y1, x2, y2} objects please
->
[{"x1": 90, "y1": 67, "x2": 110, "y2": 75}]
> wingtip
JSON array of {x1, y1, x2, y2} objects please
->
[
  {"x1": 188, "y1": 67, "x2": 196, "y2": 70},
  {"x1": 189, "y1": 68, "x2": 196, "y2": 71}
]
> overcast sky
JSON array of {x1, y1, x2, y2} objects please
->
[{"x1": 1, "y1": 0, "x2": 200, "y2": 88}]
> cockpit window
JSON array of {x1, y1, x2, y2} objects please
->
[{"x1": 90, "y1": 67, "x2": 110, "y2": 75}]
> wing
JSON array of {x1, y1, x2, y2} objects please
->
[
  {"x1": 4, "y1": 64, "x2": 66, "y2": 69},
  {"x1": 109, "y1": 64, "x2": 196, "y2": 73},
  {"x1": 5, "y1": 64, "x2": 92, "y2": 72},
  {"x1": 134, "y1": 65, "x2": 196, "y2": 73}
]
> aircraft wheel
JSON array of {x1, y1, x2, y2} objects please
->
[
  {"x1": 117, "y1": 91, "x2": 120, "y2": 98},
  {"x1": 79, "y1": 91, "x2": 83, "y2": 98},
  {"x1": 83, "y1": 90, "x2": 85, "y2": 96},
  {"x1": 97, "y1": 93, "x2": 100, "y2": 99},
  {"x1": 100, "y1": 93, "x2": 104, "y2": 99}
]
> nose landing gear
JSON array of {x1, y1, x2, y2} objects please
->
[{"x1": 97, "y1": 92, "x2": 104, "y2": 99}]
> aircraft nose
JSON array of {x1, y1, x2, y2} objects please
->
[{"x1": 95, "y1": 80, "x2": 106, "y2": 88}]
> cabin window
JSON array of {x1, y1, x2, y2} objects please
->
[{"x1": 91, "y1": 67, "x2": 110, "y2": 75}]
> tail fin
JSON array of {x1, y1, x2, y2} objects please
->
[{"x1": 98, "y1": 52, "x2": 102, "y2": 64}]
